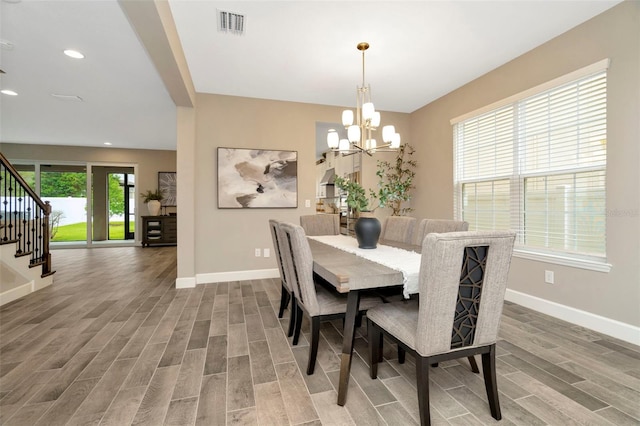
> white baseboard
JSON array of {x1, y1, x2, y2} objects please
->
[
  {"x1": 0, "y1": 281, "x2": 34, "y2": 306},
  {"x1": 505, "y1": 289, "x2": 640, "y2": 346},
  {"x1": 196, "y1": 268, "x2": 279, "y2": 285},
  {"x1": 175, "y1": 277, "x2": 196, "y2": 289}
]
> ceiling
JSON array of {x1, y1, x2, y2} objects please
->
[{"x1": 0, "y1": 0, "x2": 621, "y2": 152}]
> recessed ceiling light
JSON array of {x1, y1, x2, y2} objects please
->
[
  {"x1": 64, "y1": 49, "x2": 85, "y2": 59},
  {"x1": 1, "y1": 89, "x2": 18, "y2": 96},
  {"x1": 104, "y1": 142, "x2": 113, "y2": 146}
]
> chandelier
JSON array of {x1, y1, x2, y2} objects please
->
[{"x1": 327, "y1": 42, "x2": 401, "y2": 156}]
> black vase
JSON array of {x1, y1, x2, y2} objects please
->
[{"x1": 354, "y1": 213, "x2": 381, "y2": 249}]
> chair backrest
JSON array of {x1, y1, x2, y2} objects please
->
[
  {"x1": 300, "y1": 214, "x2": 340, "y2": 236},
  {"x1": 415, "y1": 231, "x2": 515, "y2": 356},
  {"x1": 278, "y1": 222, "x2": 321, "y2": 316},
  {"x1": 414, "y1": 219, "x2": 469, "y2": 245},
  {"x1": 381, "y1": 216, "x2": 416, "y2": 244},
  {"x1": 268, "y1": 219, "x2": 292, "y2": 292}
]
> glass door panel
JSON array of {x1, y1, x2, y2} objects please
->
[
  {"x1": 40, "y1": 164, "x2": 88, "y2": 243},
  {"x1": 91, "y1": 166, "x2": 134, "y2": 242}
]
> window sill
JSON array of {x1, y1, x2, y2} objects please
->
[{"x1": 513, "y1": 249, "x2": 612, "y2": 273}]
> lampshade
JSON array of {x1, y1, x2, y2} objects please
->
[
  {"x1": 342, "y1": 110, "x2": 354, "y2": 127},
  {"x1": 347, "y1": 125, "x2": 360, "y2": 143},
  {"x1": 327, "y1": 130, "x2": 339, "y2": 149},
  {"x1": 362, "y1": 102, "x2": 375, "y2": 121},
  {"x1": 382, "y1": 125, "x2": 395, "y2": 143},
  {"x1": 366, "y1": 139, "x2": 376, "y2": 150},
  {"x1": 390, "y1": 133, "x2": 401, "y2": 148},
  {"x1": 371, "y1": 112, "x2": 381, "y2": 128},
  {"x1": 338, "y1": 139, "x2": 350, "y2": 152}
]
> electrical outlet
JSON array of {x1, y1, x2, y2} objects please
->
[
  {"x1": 545, "y1": 270, "x2": 554, "y2": 284},
  {"x1": 263, "y1": 248, "x2": 270, "y2": 258},
  {"x1": 255, "y1": 248, "x2": 261, "y2": 257}
]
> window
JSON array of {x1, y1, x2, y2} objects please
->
[{"x1": 453, "y1": 61, "x2": 608, "y2": 268}]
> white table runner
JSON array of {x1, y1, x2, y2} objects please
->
[{"x1": 308, "y1": 235, "x2": 421, "y2": 297}]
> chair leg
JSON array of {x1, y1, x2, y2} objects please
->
[
  {"x1": 286, "y1": 295, "x2": 296, "y2": 337},
  {"x1": 367, "y1": 318, "x2": 380, "y2": 379},
  {"x1": 278, "y1": 282, "x2": 290, "y2": 319},
  {"x1": 468, "y1": 355, "x2": 480, "y2": 373},
  {"x1": 292, "y1": 304, "x2": 304, "y2": 345},
  {"x1": 481, "y1": 345, "x2": 501, "y2": 421},
  {"x1": 355, "y1": 312, "x2": 363, "y2": 328},
  {"x1": 398, "y1": 346, "x2": 406, "y2": 364},
  {"x1": 307, "y1": 317, "x2": 321, "y2": 375},
  {"x1": 415, "y1": 356, "x2": 431, "y2": 426}
]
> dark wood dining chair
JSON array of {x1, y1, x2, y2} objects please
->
[
  {"x1": 366, "y1": 230, "x2": 516, "y2": 425},
  {"x1": 268, "y1": 219, "x2": 296, "y2": 337},
  {"x1": 278, "y1": 222, "x2": 384, "y2": 375}
]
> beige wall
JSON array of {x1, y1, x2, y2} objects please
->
[
  {"x1": 0, "y1": 143, "x2": 177, "y2": 238},
  {"x1": 409, "y1": 1, "x2": 640, "y2": 327},
  {"x1": 192, "y1": 94, "x2": 410, "y2": 275}
]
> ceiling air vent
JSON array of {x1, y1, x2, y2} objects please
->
[{"x1": 217, "y1": 9, "x2": 245, "y2": 35}]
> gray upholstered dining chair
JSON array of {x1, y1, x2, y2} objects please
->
[
  {"x1": 299, "y1": 214, "x2": 340, "y2": 236},
  {"x1": 380, "y1": 216, "x2": 416, "y2": 244},
  {"x1": 413, "y1": 218, "x2": 469, "y2": 245},
  {"x1": 268, "y1": 220, "x2": 296, "y2": 337},
  {"x1": 366, "y1": 230, "x2": 516, "y2": 426},
  {"x1": 278, "y1": 222, "x2": 384, "y2": 375}
]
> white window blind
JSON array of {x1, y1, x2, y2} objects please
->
[{"x1": 454, "y1": 66, "x2": 607, "y2": 262}]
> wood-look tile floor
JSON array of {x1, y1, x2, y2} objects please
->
[{"x1": 1, "y1": 247, "x2": 639, "y2": 425}]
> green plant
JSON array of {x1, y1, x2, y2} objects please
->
[
  {"x1": 334, "y1": 176, "x2": 390, "y2": 213},
  {"x1": 375, "y1": 143, "x2": 417, "y2": 216},
  {"x1": 140, "y1": 189, "x2": 163, "y2": 203}
]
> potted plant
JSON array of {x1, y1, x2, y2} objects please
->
[
  {"x1": 375, "y1": 143, "x2": 417, "y2": 216},
  {"x1": 334, "y1": 176, "x2": 389, "y2": 249},
  {"x1": 141, "y1": 189, "x2": 164, "y2": 216}
]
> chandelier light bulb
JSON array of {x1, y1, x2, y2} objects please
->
[
  {"x1": 342, "y1": 110, "x2": 354, "y2": 127},
  {"x1": 382, "y1": 125, "x2": 395, "y2": 143},
  {"x1": 339, "y1": 139, "x2": 350, "y2": 152},
  {"x1": 390, "y1": 133, "x2": 401, "y2": 148},
  {"x1": 371, "y1": 112, "x2": 381, "y2": 129},
  {"x1": 327, "y1": 130, "x2": 339, "y2": 149},
  {"x1": 362, "y1": 102, "x2": 375, "y2": 121},
  {"x1": 348, "y1": 125, "x2": 361, "y2": 143},
  {"x1": 366, "y1": 139, "x2": 377, "y2": 151}
]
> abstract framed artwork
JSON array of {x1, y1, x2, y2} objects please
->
[
  {"x1": 158, "y1": 171, "x2": 177, "y2": 206},
  {"x1": 217, "y1": 147, "x2": 298, "y2": 208}
]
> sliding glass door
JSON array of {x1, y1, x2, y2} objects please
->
[{"x1": 7, "y1": 161, "x2": 137, "y2": 246}]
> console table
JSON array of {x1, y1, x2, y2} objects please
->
[{"x1": 141, "y1": 215, "x2": 177, "y2": 247}]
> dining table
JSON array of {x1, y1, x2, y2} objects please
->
[{"x1": 307, "y1": 235, "x2": 423, "y2": 406}]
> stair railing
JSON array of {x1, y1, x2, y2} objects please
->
[{"x1": 0, "y1": 152, "x2": 53, "y2": 277}]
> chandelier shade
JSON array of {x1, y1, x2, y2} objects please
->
[{"x1": 328, "y1": 42, "x2": 402, "y2": 155}]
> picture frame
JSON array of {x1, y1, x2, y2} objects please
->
[
  {"x1": 158, "y1": 171, "x2": 177, "y2": 206},
  {"x1": 217, "y1": 147, "x2": 298, "y2": 209}
]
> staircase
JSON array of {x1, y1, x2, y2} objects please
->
[{"x1": 0, "y1": 152, "x2": 55, "y2": 306}]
